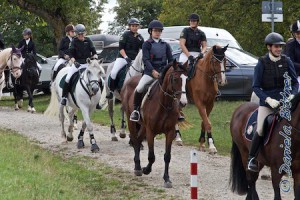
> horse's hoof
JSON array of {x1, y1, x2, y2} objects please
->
[
  {"x1": 176, "y1": 138, "x2": 183, "y2": 146},
  {"x1": 77, "y1": 140, "x2": 85, "y2": 149},
  {"x1": 27, "y1": 106, "x2": 31, "y2": 112},
  {"x1": 142, "y1": 167, "x2": 151, "y2": 175},
  {"x1": 73, "y1": 124, "x2": 78, "y2": 130},
  {"x1": 14, "y1": 105, "x2": 19, "y2": 111},
  {"x1": 91, "y1": 144, "x2": 100, "y2": 153},
  {"x1": 164, "y1": 181, "x2": 173, "y2": 188},
  {"x1": 67, "y1": 136, "x2": 74, "y2": 142},
  {"x1": 31, "y1": 107, "x2": 36, "y2": 113},
  {"x1": 199, "y1": 146, "x2": 206, "y2": 152},
  {"x1": 111, "y1": 136, "x2": 118, "y2": 141},
  {"x1": 209, "y1": 148, "x2": 218, "y2": 155},
  {"x1": 134, "y1": 170, "x2": 143, "y2": 176},
  {"x1": 119, "y1": 132, "x2": 126, "y2": 138},
  {"x1": 18, "y1": 100, "x2": 23, "y2": 108}
]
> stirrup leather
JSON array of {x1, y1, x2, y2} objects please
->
[{"x1": 247, "y1": 157, "x2": 259, "y2": 172}]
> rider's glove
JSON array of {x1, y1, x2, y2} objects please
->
[
  {"x1": 188, "y1": 55, "x2": 194, "y2": 63},
  {"x1": 198, "y1": 52, "x2": 204, "y2": 59},
  {"x1": 125, "y1": 57, "x2": 132, "y2": 65},
  {"x1": 64, "y1": 54, "x2": 70, "y2": 60},
  {"x1": 265, "y1": 97, "x2": 280, "y2": 108}
]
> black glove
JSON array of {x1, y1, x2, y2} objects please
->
[
  {"x1": 198, "y1": 52, "x2": 204, "y2": 59},
  {"x1": 188, "y1": 55, "x2": 194, "y2": 64},
  {"x1": 125, "y1": 57, "x2": 132, "y2": 65}
]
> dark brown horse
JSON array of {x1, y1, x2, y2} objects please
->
[
  {"x1": 121, "y1": 60, "x2": 187, "y2": 188},
  {"x1": 230, "y1": 94, "x2": 300, "y2": 199},
  {"x1": 186, "y1": 45, "x2": 227, "y2": 153}
]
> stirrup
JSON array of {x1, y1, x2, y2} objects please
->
[
  {"x1": 247, "y1": 157, "x2": 259, "y2": 172},
  {"x1": 130, "y1": 110, "x2": 140, "y2": 122}
]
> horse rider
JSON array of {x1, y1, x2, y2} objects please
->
[
  {"x1": 130, "y1": 20, "x2": 173, "y2": 122},
  {"x1": 179, "y1": 13, "x2": 207, "y2": 65},
  {"x1": 285, "y1": 19, "x2": 300, "y2": 91},
  {"x1": 53, "y1": 24, "x2": 76, "y2": 73},
  {"x1": 106, "y1": 18, "x2": 144, "y2": 99},
  {"x1": 18, "y1": 28, "x2": 42, "y2": 82},
  {"x1": 178, "y1": 13, "x2": 207, "y2": 121},
  {"x1": 60, "y1": 24, "x2": 99, "y2": 107},
  {"x1": 247, "y1": 32, "x2": 299, "y2": 172}
]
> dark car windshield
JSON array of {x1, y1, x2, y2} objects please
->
[
  {"x1": 98, "y1": 47, "x2": 119, "y2": 63},
  {"x1": 226, "y1": 48, "x2": 258, "y2": 65}
]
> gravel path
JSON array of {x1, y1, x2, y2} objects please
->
[{"x1": 0, "y1": 106, "x2": 294, "y2": 199}]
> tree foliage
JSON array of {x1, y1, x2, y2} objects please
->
[
  {"x1": 159, "y1": 0, "x2": 300, "y2": 56},
  {"x1": 108, "y1": 0, "x2": 162, "y2": 35},
  {"x1": 0, "y1": 0, "x2": 107, "y2": 56}
]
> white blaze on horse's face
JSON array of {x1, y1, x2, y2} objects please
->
[
  {"x1": 179, "y1": 74, "x2": 188, "y2": 107},
  {"x1": 219, "y1": 60, "x2": 227, "y2": 86},
  {"x1": 86, "y1": 59, "x2": 105, "y2": 95},
  {"x1": 8, "y1": 54, "x2": 23, "y2": 78}
]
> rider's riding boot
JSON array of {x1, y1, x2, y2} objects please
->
[
  {"x1": 61, "y1": 82, "x2": 70, "y2": 106},
  {"x1": 106, "y1": 78, "x2": 116, "y2": 99},
  {"x1": 130, "y1": 91, "x2": 143, "y2": 122},
  {"x1": 247, "y1": 132, "x2": 263, "y2": 172}
]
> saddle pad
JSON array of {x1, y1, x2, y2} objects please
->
[
  {"x1": 140, "y1": 80, "x2": 159, "y2": 119},
  {"x1": 108, "y1": 66, "x2": 128, "y2": 91},
  {"x1": 59, "y1": 68, "x2": 86, "y2": 93},
  {"x1": 244, "y1": 109, "x2": 276, "y2": 145}
]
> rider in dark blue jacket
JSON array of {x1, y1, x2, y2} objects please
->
[{"x1": 130, "y1": 20, "x2": 173, "y2": 122}]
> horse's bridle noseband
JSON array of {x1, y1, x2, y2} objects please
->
[
  {"x1": 7, "y1": 52, "x2": 22, "y2": 73},
  {"x1": 80, "y1": 69, "x2": 101, "y2": 98}
]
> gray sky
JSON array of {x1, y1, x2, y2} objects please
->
[{"x1": 100, "y1": 0, "x2": 117, "y2": 32}]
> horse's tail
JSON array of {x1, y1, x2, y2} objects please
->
[
  {"x1": 98, "y1": 77, "x2": 108, "y2": 109},
  {"x1": 44, "y1": 82, "x2": 59, "y2": 117},
  {"x1": 229, "y1": 141, "x2": 248, "y2": 195}
]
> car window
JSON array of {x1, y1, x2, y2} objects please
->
[
  {"x1": 225, "y1": 48, "x2": 258, "y2": 65},
  {"x1": 168, "y1": 42, "x2": 181, "y2": 52},
  {"x1": 207, "y1": 38, "x2": 241, "y2": 49},
  {"x1": 98, "y1": 47, "x2": 119, "y2": 63}
]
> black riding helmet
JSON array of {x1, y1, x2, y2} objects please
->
[
  {"x1": 188, "y1": 13, "x2": 200, "y2": 21},
  {"x1": 128, "y1": 18, "x2": 140, "y2": 25},
  {"x1": 75, "y1": 24, "x2": 86, "y2": 34},
  {"x1": 148, "y1": 20, "x2": 164, "y2": 34},
  {"x1": 264, "y1": 32, "x2": 286, "y2": 45},
  {"x1": 291, "y1": 20, "x2": 300, "y2": 32}
]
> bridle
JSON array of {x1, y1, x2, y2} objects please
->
[
  {"x1": 79, "y1": 67, "x2": 101, "y2": 98},
  {"x1": 158, "y1": 64, "x2": 187, "y2": 110},
  {"x1": 128, "y1": 63, "x2": 143, "y2": 77},
  {"x1": 7, "y1": 52, "x2": 23, "y2": 73}
]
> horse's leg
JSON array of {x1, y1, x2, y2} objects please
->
[
  {"x1": 77, "y1": 121, "x2": 86, "y2": 149},
  {"x1": 195, "y1": 104, "x2": 211, "y2": 151},
  {"x1": 199, "y1": 127, "x2": 206, "y2": 151},
  {"x1": 119, "y1": 108, "x2": 126, "y2": 138},
  {"x1": 133, "y1": 125, "x2": 145, "y2": 176},
  {"x1": 81, "y1": 108, "x2": 99, "y2": 153},
  {"x1": 28, "y1": 86, "x2": 36, "y2": 113},
  {"x1": 175, "y1": 124, "x2": 183, "y2": 146},
  {"x1": 293, "y1": 171, "x2": 300, "y2": 199},
  {"x1": 270, "y1": 167, "x2": 282, "y2": 200},
  {"x1": 59, "y1": 105, "x2": 67, "y2": 142},
  {"x1": 73, "y1": 113, "x2": 78, "y2": 130},
  {"x1": 163, "y1": 129, "x2": 175, "y2": 188},
  {"x1": 13, "y1": 86, "x2": 19, "y2": 111},
  {"x1": 66, "y1": 108, "x2": 76, "y2": 142},
  {"x1": 108, "y1": 99, "x2": 118, "y2": 141},
  {"x1": 142, "y1": 127, "x2": 155, "y2": 175},
  {"x1": 206, "y1": 103, "x2": 217, "y2": 154},
  {"x1": 246, "y1": 171, "x2": 260, "y2": 200}
]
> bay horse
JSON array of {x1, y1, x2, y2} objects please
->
[
  {"x1": 186, "y1": 45, "x2": 227, "y2": 153},
  {"x1": 121, "y1": 60, "x2": 188, "y2": 188},
  {"x1": 230, "y1": 94, "x2": 300, "y2": 199},
  {"x1": 44, "y1": 58, "x2": 106, "y2": 152},
  {"x1": 0, "y1": 46, "x2": 24, "y2": 99},
  {"x1": 105, "y1": 50, "x2": 144, "y2": 141},
  {"x1": 12, "y1": 53, "x2": 39, "y2": 112}
]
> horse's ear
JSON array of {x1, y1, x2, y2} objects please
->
[
  {"x1": 213, "y1": 45, "x2": 217, "y2": 53},
  {"x1": 19, "y1": 45, "x2": 25, "y2": 52},
  {"x1": 11, "y1": 44, "x2": 16, "y2": 51},
  {"x1": 98, "y1": 58, "x2": 104, "y2": 64},
  {"x1": 87, "y1": 58, "x2": 91, "y2": 63},
  {"x1": 223, "y1": 44, "x2": 229, "y2": 52}
]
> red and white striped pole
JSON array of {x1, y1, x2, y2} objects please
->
[{"x1": 191, "y1": 150, "x2": 198, "y2": 200}]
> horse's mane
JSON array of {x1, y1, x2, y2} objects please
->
[
  {"x1": 159, "y1": 62, "x2": 172, "y2": 84},
  {"x1": 290, "y1": 92, "x2": 300, "y2": 112}
]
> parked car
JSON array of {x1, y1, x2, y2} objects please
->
[
  {"x1": 97, "y1": 38, "x2": 180, "y2": 73},
  {"x1": 3, "y1": 53, "x2": 55, "y2": 94}
]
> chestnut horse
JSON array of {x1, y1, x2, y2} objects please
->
[
  {"x1": 186, "y1": 45, "x2": 227, "y2": 153},
  {"x1": 121, "y1": 61, "x2": 187, "y2": 188},
  {"x1": 230, "y1": 94, "x2": 300, "y2": 199}
]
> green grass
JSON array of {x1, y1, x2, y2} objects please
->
[
  {"x1": 0, "y1": 129, "x2": 174, "y2": 200},
  {"x1": 0, "y1": 94, "x2": 245, "y2": 155}
]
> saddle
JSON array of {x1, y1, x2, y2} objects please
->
[
  {"x1": 52, "y1": 61, "x2": 68, "y2": 81},
  {"x1": 108, "y1": 65, "x2": 129, "y2": 92},
  {"x1": 187, "y1": 56, "x2": 201, "y2": 80},
  {"x1": 244, "y1": 109, "x2": 278, "y2": 145},
  {"x1": 59, "y1": 68, "x2": 86, "y2": 107}
]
